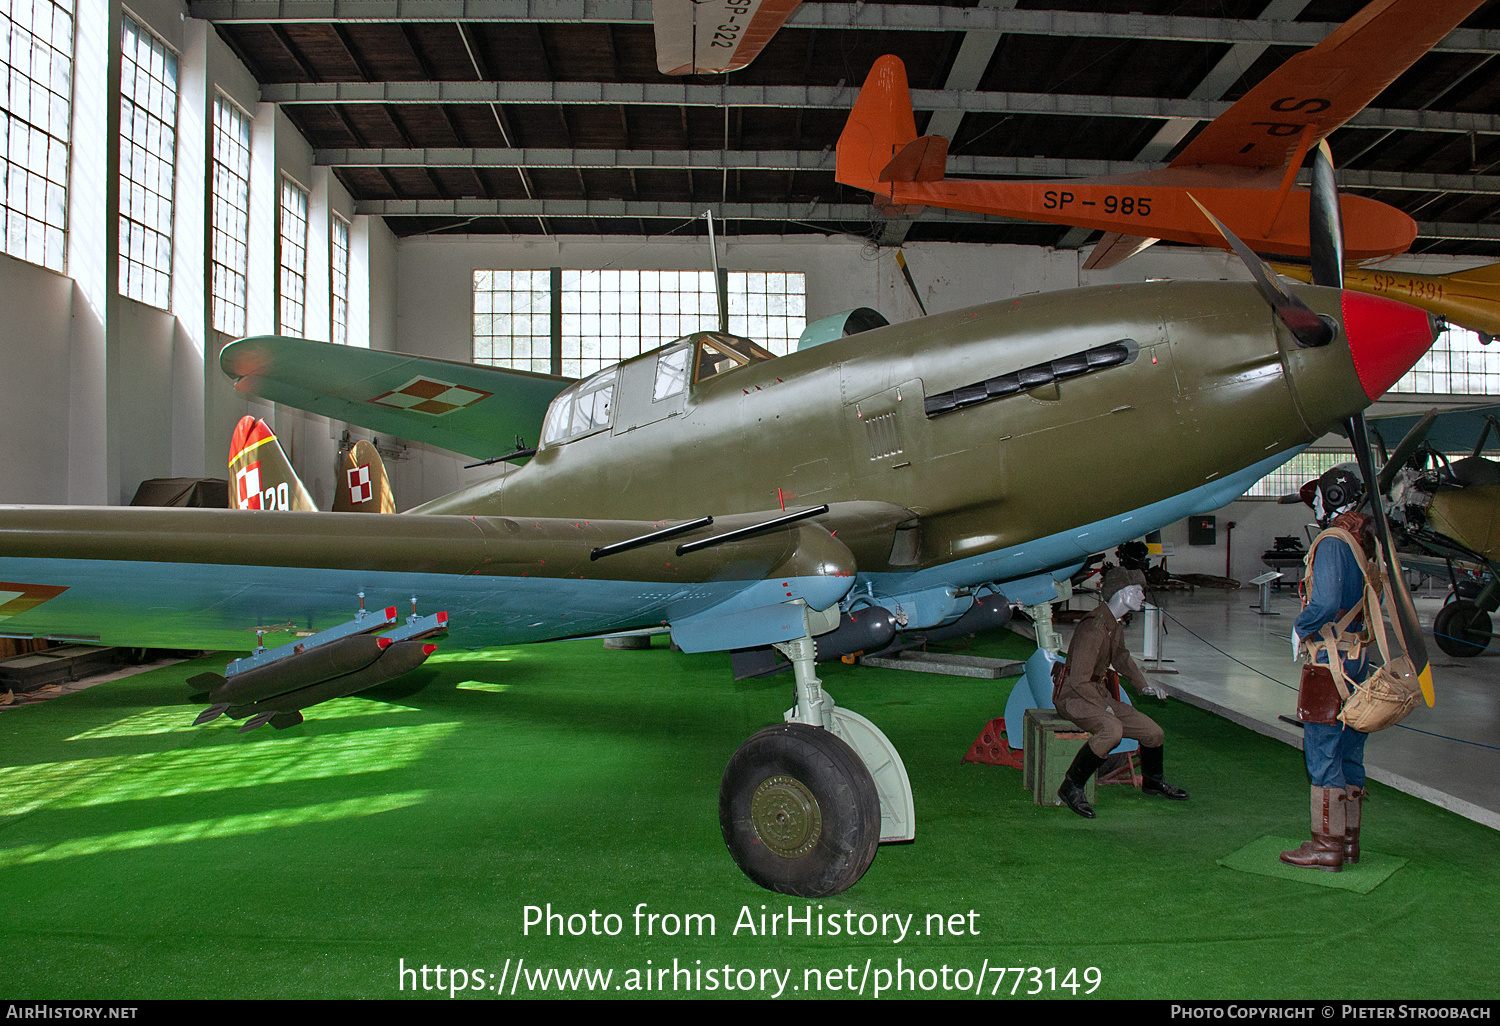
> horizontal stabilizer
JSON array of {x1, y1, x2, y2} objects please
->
[
  {"x1": 239, "y1": 712, "x2": 275, "y2": 733},
  {"x1": 220, "y1": 336, "x2": 571, "y2": 460},
  {"x1": 880, "y1": 136, "x2": 948, "y2": 183}
]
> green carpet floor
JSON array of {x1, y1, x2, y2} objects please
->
[{"x1": 0, "y1": 630, "x2": 1495, "y2": 1000}]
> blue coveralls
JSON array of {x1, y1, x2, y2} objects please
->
[{"x1": 1294, "y1": 534, "x2": 1369, "y2": 788}]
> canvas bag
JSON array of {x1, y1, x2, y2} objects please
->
[{"x1": 1301, "y1": 527, "x2": 1422, "y2": 733}]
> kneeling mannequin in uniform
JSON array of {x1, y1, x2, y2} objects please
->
[{"x1": 1055, "y1": 568, "x2": 1189, "y2": 818}]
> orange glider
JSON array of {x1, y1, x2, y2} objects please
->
[{"x1": 837, "y1": 0, "x2": 1483, "y2": 267}]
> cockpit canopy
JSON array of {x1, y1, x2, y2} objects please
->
[{"x1": 540, "y1": 331, "x2": 775, "y2": 448}]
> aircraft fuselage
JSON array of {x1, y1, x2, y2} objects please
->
[{"x1": 419, "y1": 280, "x2": 1365, "y2": 583}]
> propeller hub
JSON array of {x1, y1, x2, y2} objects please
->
[{"x1": 1340, "y1": 291, "x2": 1441, "y2": 400}]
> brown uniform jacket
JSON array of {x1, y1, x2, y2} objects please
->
[{"x1": 1059, "y1": 602, "x2": 1149, "y2": 700}]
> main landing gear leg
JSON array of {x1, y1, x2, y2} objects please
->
[{"x1": 718, "y1": 630, "x2": 913, "y2": 897}]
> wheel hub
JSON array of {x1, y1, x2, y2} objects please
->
[{"x1": 750, "y1": 775, "x2": 822, "y2": 858}]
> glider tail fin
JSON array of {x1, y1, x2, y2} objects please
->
[
  {"x1": 332, "y1": 439, "x2": 396, "y2": 514},
  {"x1": 229, "y1": 416, "x2": 319, "y2": 511},
  {"x1": 837, "y1": 54, "x2": 929, "y2": 203}
]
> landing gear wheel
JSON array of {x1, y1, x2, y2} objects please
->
[
  {"x1": 1433, "y1": 600, "x2": 1493, "y2": 658},
  {"x1": 720, "y1": 723, "x2": 881, "y2": 897}
]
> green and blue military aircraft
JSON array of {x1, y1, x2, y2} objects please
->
[{"x1": 0, "y1": 164, "x2": 1442, "y2": 895}]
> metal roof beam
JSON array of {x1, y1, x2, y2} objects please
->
[
  {"x1": 261, "y1": 82, "x2": 1500, "y2": 136},
  {"x1": 346, "y1": 198, "x2": 1498, "y2": 239},
  {"x1": 319, "y1": 148, "x2": 1500, "y2": 195},
  {"x1": 316, "y1": 147, "x2": 1147, "y2": 177},
  {"x1": 354, "y1": 198, "x2": 1027, "y2": 222},
  {"x1": 1417, "y1": 222, "x2": 1500, "y2": 241},
  {"x1": 188, "y1": 2, "x2": 1500, "y2": 53}
]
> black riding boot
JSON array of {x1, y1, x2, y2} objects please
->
[
  {"x1": 1057, "y1": 743, "x2": 1105, "y2": 818},
  {"x1": 1139, "y1": 744, "x2": 1189, "y2": 800}
]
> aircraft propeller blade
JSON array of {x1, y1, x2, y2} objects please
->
[
  {"x1": 1347, "y1": 413, "x2": 1435, "y2": 706},
  {"x1": 1377, "y1": 409, "x2": 1439, "y2": 496},
  {"x1": 1187, "y1": 194, "x2": 1334, "y2": 348},
  {"x1": 1309, "y1": 141, "x2": 1345, "y2": 291}
]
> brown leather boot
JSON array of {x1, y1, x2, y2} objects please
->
[
  {"x1": 1279, "y1": 786, "x2": 1346, "y2": 872},
  {"x1": 1344, "y1": 785, "x2": 1366, "y2": 863}
]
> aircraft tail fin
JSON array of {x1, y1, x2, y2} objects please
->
[
  {"x1": 332, "y1": 439, "x2": 396, "y2": 514},
  {"x1": 229, "y1": 416, "x2": 318, "y2": 512},
  {"x1": 837, "y1": 55, "x2": 930, "y2": 204}
]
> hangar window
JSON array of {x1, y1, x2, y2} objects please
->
[
  {"x1": 473, "y1": 269, "x2": 806, "y2": 376},
  {"x1": 209, "y1": 92, "x2": 251, "y2": 337},
  {"x1": 277, "y1": 176, "x2": 308, "y2": 335},
  {"x1": 1389, "y1": 325, "x2": 1500, "y2": 396},
  {"x1": 474, "y1": 269, "x2": 553, "y2": 374},
  {"x1": 117, "y1": 16, "x2": 176, "y2": 309},
  {"x1": 1243, "y1": 452, "x2": 1355, "y2": 500},
  {"x1": 1, "y1": 0, "x2": 74, "y2": 273},
  {"x1": 330, "y1": 213, "x2": 349, "y2": 345}
]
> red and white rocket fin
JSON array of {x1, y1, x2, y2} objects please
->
[
  {"x1": 332, "y1": 439, "x2": 396, "y2": 514},
  {"x1": 228, "y1": 416, "x2": 318, "y2": 512}
]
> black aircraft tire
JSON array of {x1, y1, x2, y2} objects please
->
[
  {"x1": 1433, "y1": 600, "x2": 1493, "y2": 658},
  {"x1": 719, "y1": 723, "x2": 881, "y2": 898}
]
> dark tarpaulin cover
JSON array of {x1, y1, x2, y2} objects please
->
[{"x1": 129, "y1": 478, "x2": 230, "y2": 508}]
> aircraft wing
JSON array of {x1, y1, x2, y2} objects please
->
[
  {"x1": 0, "y1": 502, "x2": 909, "y2": 652},
  {"x1": 220, "y1": 336, "x2": 572, "y2": 460},
  {"x1": 1081, "y1": 232, "x2": 1160, "y2": 271},
  {"x1": 651, "y1": 0, "x2": 801, "y2": 75},
  {"x1": 1370, "y1": 403, "x2": 1500, "y2": 455},
  {"x1": 1170, "y1": 0, "x2": 1484, "y2": 169}
]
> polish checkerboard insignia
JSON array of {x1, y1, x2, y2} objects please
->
[
  {"x1": 235, "y1": 461, "x2": 263, "y2": 509},
  {"x1": 369, "y1": 376, "x2": 492, "y2": 416},
  {"x1": 0, "y1": 582, "x2": 68, "y2": 621},
  {"x1": 348, "y1": 463, "x2": 373, "y2": 505}
]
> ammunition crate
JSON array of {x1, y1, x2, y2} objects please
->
[{"x1": 1023, "y1": 708, "x2": 1096, "y2": 807}]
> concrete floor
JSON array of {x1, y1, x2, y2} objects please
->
[{"x1": 1055, "y1": 584, "x2": 1500, "y2": 830}]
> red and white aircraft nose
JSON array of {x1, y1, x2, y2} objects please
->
[{"x1": 1340, "y1": 291, "x2": 1442, "y2": 400}]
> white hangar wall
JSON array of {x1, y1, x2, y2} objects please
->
[{"x1": 0, "y1": 0, "x2": 397, "y2": 509}]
